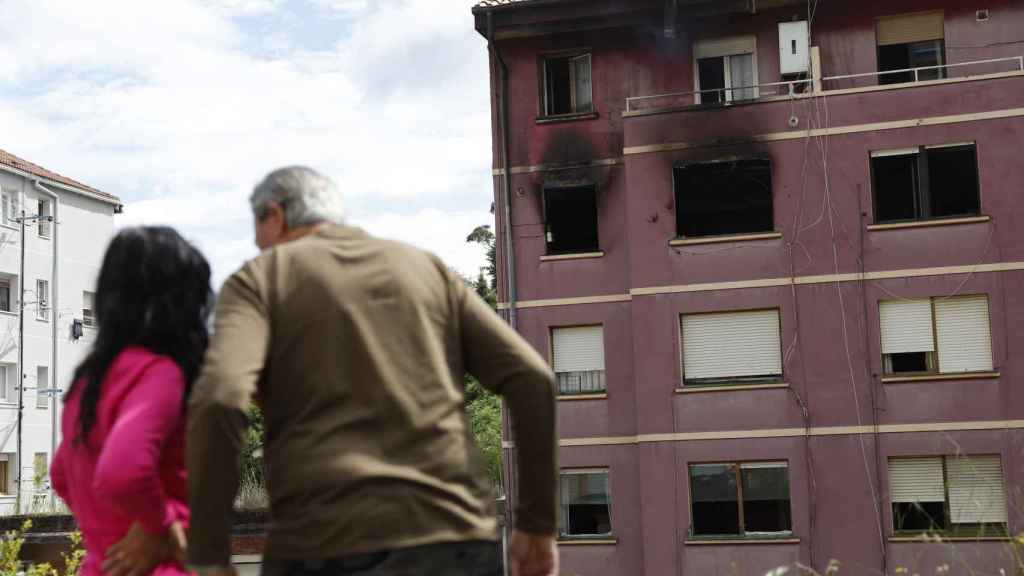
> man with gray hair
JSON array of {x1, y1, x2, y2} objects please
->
[{"x1": 185, "y1": 167, "x2": 559, "y2": 576}]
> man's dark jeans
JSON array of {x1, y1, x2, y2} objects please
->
[{"x1": 262, "y1": 541, "x2": 502, "y2": 576}]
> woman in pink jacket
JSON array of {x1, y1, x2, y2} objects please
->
[{"x1": 51, "y1": 227, "x2": 212, "y2": 576}]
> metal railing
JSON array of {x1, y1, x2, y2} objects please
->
[{"x1": 624, "y1": 55, "x2": 1024, "y2": 114}]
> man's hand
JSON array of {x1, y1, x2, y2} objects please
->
[
  {"x1": 508, "y1": 530, "x2": 558, "y2": 576},
  {"x1": 103, "y1": 521, "x2": 186, "y2": 576}
]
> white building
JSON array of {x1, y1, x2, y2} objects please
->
[{"x1": 0, "y1": 149, "x2": 121, "y2": 514}]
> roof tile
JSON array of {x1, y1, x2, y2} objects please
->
[{"x1": 0, "y1": 148, "x2": 119, "y2": 203}]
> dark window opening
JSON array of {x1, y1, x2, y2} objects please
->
[
  {"x1": 741, "y1": 465, "x2": 792, "y2": 533},
  {"x1": 886, "y1": 351, "x2": 933, "y2": 374},
  {"x1": 872, "y1": 145, "x2": 980, "y2": 223},
  {"x1": 544, "y1": 185, "x2": 599, "y2": 255},
  {"x1": 691, "y1": 464, "x2": 740, "y2": 536},
  {"x1": 557, "y1": 371, "x2": 605, "y2": 396},
  {"x1": 560, "y1": 472, "x2": 612, "y2": 538},
  {"x1": 697, "y1": 57, "x2": 726, "y2": 104},
  {"x1": 893, "y1": 502, "x2": 947, "y2": 532},
  {"x1": 690, "y1": 463, "x2": 791, "y2": 538},
  {"x1": 878, "y1": 40, "x2": 945, "y2": 85},
  {"x1": 543, "y1": 53, "x2": 592, "y2": 116},
  {"x1": 675, "y1": 159, "x2": 774, "y2": 238}
]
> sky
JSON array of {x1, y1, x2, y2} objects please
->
[{"x1": 0, "y1": 0, "x2": 494, "y2": 286}]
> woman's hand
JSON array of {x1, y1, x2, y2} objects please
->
[{"x1": 103, "y1": 521, "x2": 186, "y2": 576}]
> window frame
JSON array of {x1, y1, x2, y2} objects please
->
[
  {"x1": 687, "y1": 460, "x2": 793, "y2": 540},
  {"x1": 559, "y1": 468, "x2": 613, "y2": 540},
  {"x1": 35, "y1": 366, "x2": 49, "y2": 410},
  {"x1": 37, "y1": 199, "x2": 52, "y2": 238},
  {"x1": 679, "y1": 308, "x2": 784, "y2": 387},
  {"x1": 0, "y1": 189, "x2": 18, "y2": 229},
  {"x1": 879, "y1": 295, "x2": 993, "y2": 378},
  {"x1": 550, "y1": 324, "x2": 606, "y2": 397},
  {"x1": 692, "y1": 36, "x2": 759, "y2": 105},
  {"x1": 889, "y1": 455, "x2": 1008, "y2": 538},
  {"x1": 0, "y1": 278, "x2": 11, "y2": 314},
  {"x1": 35, "y1": 279, "x2": 49, "y2": 321},
  {"x1": 82, "y1": 291, "x2": 96, "y2": 328},
  {"x1": 870, "y1": 143, "x2": 981, "y2": 225},
  {"x1": 538, "y1": 48, "x2": 594, "y2": 119}
]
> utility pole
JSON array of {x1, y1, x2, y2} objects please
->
[{"x1": 13, "y1": 208, "x2": 53, "y2": 509}]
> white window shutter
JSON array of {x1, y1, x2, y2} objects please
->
[
  {"x1": 681, "y1": 310, "x2": 781, "y2": 382},
  {"x1": 879, "y1": 299, "x2": 935, "y2": 354},
  {"x1": 552, "y1": 326, "x2": 605, "y2": 373},
  {"x1": 935, "y1": 295, "x2": 993, "y2": 373},
  {"x1": 946, "y1": 455, "x2": 1007, "y2": 524},
  {"x1": 888, "y1": 457, "x2": 945, "y2": 503}
]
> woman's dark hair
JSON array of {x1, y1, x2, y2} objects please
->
[{"x1": 70, "y1": 226, "x2": 213, "y2": 443}]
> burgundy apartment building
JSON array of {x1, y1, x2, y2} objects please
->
[{"x1": 472, "y1": 0, "x2": 1024, "y2": 574}]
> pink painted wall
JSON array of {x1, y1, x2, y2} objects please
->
[{"x1": 484, "y1": 1, "x2": 1024, "y2": 574}]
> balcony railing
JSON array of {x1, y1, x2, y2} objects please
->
[{"x1": 625, "y1": 55, "x2": 1024, "y2": 114}]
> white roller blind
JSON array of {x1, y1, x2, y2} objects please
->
[
  {"x1": 681, "y1": 310, "x2": 781, "y2": 381},
  {"x1": 694, "y1": 36, "x2": 756, "y2": 59},
  {"x1": 552, "y1": 326, "x2": 604, "y2": 373},
  {"x1": 935, "y1": 295, "x2": 993, "y2": 373},
  {"x1": 877, "y1": 11, "x2": 944, "y2": 46},
  {"x1": 889, "y1": 457, "x2": 945, "y2": 503},
  {"x1": 879, "y1": 299, "x2": 935, "y2": 354},
  {"x1": 946, "y1": 455, "x2": 1007, "y2": 524}
]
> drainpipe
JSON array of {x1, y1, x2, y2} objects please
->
[
  {"x1": 488, "y1": 13, "x2": 515, "y2": 576},
  {"x1": 32, "y1": 182, "x2": 59, "y2": 471},
  {"x1": 488, "y1": 13, "x2": 517, "y2": 331}
]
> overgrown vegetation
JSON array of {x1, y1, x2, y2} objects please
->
[{"x1": 0, "y1": 520, "x2": 84, "y2": 576}]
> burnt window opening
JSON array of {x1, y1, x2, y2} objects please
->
[
  {"x1": 542, "y1": 53, "x2": 593, "y2": 117},
  {"x1": 544, "y1": 185, "x2": 599, "y2": 255},
  {"x1": 690, "y1": 462, "x2": 792, "y2": 538},
  {"x1": 878, "y1": 40, "x2": 946, "y2": 84},
  {"x1": 871, "y1": 144, "x2": 980, "y2": 224},
  {"x1": 675, "y1": 158, "x2": 774, "y2": 238}
]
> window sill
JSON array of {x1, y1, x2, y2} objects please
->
[
  {"x1": 867, "y1": 216, "x2": 990, "y2": 231},
  {"x1": 685, "y1": 537, "x2": 799, "y2": 546},
  {"x1": 670, "y1": 232, "x2": 782, "y2": 246},
  {"x1": 35, "y1": 318, "x2": 49, "y2": 323},
  {"x1": 0, "y1": 224, "x2": 18, "y2": 232},
  {"x1": 558, "y1": 393, "x2": 608, "y2": 401},
  {"x1": 536, "y1": 112, "x2": 599, "y2": 125},
  {"x1": 889, "y1": 535, "x2": 1010, "y2": 543},
  {"x1": 882, "y1": 371, "x2": 1000, "y2": 384},
  {"x1": 540, "y1": 251, "x2": 604, "y2": 262},
  {"x1": 0, "y1": 311, "x2": 17, "y2": 318},
  {"x1": 558, "y1": 538, "x2": 617, "y2": 546},
  {"x1": 676, "y1": 382, "x2": 789, "y2": 394}
]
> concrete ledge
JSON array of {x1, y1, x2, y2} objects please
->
[
  {"x1": 685, "y1": 538, "x2": 799, "y2": 546},
  {"x1": 676, "y1": 383, "x2": 789, "y2": 394},
  {"x1": 558, "y1": 538, "x2": 617, "y2": 546},
  {"x1": 670, "y1": 232, "x2": 783, "y2": 246},
  {"x1": 558, "y1": 393, "x2": 608, "y2": 401},
  {"x1": 867, "y1": 216, "x2": 991, "y2": 231},
  {"x1": 882, "y1": 372, "x2": 1000, "y2": 384},
  {"x1": 539, "y1": 251, "x2": 604, "y2": 262},
  {"x1": 536, "y1": 111, "x2": 599, "y2": 125},
  {"x1": 889, "y1": 536, "x2": 1010, "y2": 543}
]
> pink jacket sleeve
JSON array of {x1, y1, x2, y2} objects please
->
[
  {"x1": 50, "y1": 440, "x2": 70, "y2": 505},
  {"x1": 92, "y1": 358, "x2": 185, "y2": 535}
]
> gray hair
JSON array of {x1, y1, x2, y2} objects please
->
[{"x1": 250, "y1": 166, "x2": 345, "y2": 228}]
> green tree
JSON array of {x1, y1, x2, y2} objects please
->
[{"x1": 464, "y1": 224, "x2": 503, "y2": 488}]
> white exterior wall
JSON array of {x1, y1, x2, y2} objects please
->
[{"x1": 0, "y1": 169, "x2": 116, "y2": 514}]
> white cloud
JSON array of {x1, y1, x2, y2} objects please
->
[{"x1": 1, "y1": 0, "x2": 494, "y2": 287}]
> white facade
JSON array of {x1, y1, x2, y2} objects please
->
[{"x1": 0, "y1": 165, "x2": 118, "y2": 514}]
